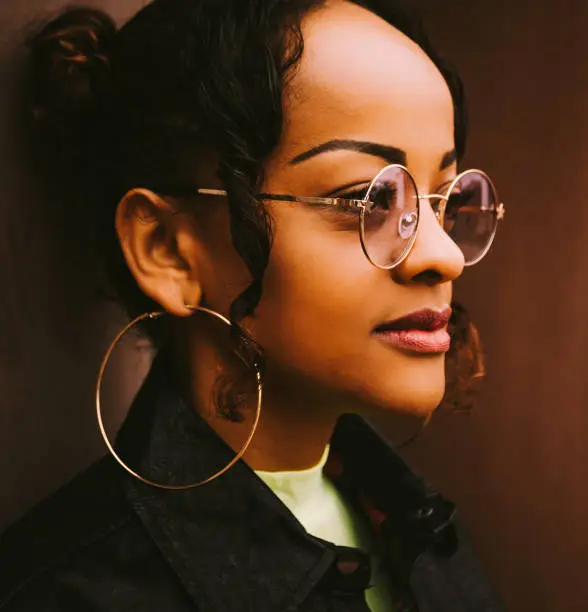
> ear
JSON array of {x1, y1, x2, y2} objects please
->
[{"x1": 115, "y1": 188, "x2": 202, "y2": 316}]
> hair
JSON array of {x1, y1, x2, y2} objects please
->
[{"x1": 24, "y1": 0, "x2": 483, "y2": 413}]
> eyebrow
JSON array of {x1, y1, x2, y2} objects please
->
[
  {"x1": 289, "y1": 139, "x2": 407, "y2": 166},
  {"x1": 289, "y1": 138, "x2": 457, "y2": 171},
  {"x1": 439, "y1": 149, "x2": 457, "y2": 170}
]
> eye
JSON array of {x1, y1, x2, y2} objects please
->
[
  {"x1": 365, "y1": 181, "x2": 399, "y2": 213},
  {"x1": 317, "y1": 184, "x2": 371, "y2": 219},
  {"x1": 446, "y1": 188, "x2": 477, "y2": 217},
  {"x1": 307, "y1": 183, "x2": 370, "y2": 231},
  {"x1": 334, "y1": 184, "x2": 370, "y2": 202},
  {"x1": 436, "y1": 180, "x2": 454, "y2": 193}
]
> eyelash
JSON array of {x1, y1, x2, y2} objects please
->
[
  {"x1": 332, "y1": 184, "x2": 370, "y2": 200},
  {"x1": 328, "y1": 179, "x2": 458, "y2": 211},
  {"x1": 436, "y1": 182, "x2": 454, "y2": 194}
]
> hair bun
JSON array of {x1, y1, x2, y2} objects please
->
[{"x1": 27, "y1": 7, "x2": 117, "y2": 119}]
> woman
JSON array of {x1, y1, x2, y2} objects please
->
[{"x1": 0, "y1": 0, "x2": 505, "y2": 610}]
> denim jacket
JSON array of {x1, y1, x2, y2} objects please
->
[{"x1": 0, "y1": 352, "x2": 504, "y2": 611}]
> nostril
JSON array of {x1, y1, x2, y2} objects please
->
[{"x1": 412, "y1": 269, "x2": 443, "y2": 285}]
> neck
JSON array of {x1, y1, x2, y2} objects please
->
[
  {"x1": 173, "y1": 320, "x2": 341, "y2": 472},
  {"x1": 223, "y1": 372, "x2": 339, "y2": 472}
]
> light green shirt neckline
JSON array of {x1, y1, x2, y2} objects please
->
[{"x1": 256, "y1": 445, "x2": 394, "y2": 612}]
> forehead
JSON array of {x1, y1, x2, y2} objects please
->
[{"x1": 275, "y1": 1, "x2": 454, "y2": 171}]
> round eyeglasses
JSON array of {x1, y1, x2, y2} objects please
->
[{"x1": 195, "y1": 164, "x2": 505, "y2": 270}]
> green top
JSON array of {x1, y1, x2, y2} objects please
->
[{"x1": 257, "y1": 446, "x2": 394, "y2": 612}]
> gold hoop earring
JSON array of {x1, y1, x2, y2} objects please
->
[{"x1": 95, "y1": 305, "x2": 263, "y2": 490}]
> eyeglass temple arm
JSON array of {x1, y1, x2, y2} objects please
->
[
  {"x1": 421, "y1": 193, "x2": 506, "y2": 221},
  {"x1": 197, "y1": 188, "x2": 366, "y2": 211},
  {"x1": 197, "y1": 188, "x2": 505, "y2": 221}
]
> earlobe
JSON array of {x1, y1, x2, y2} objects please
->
[{"x1": 115, "y1": 188, "x2": 202, "y2": 316}]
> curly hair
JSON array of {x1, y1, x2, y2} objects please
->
[{"x1": 24, "y1": 0, "x2": 483, "y2": 413}]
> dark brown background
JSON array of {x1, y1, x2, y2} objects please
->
[{"x1": 1, "y1": 1, "x2": 587, "y2": 610}]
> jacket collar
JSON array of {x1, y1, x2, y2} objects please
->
[
  {"x1": 118, "y1": 350, "x2": 457, "y2": 611},
  {"x1": 327, "y1": 414, "x2": 458, "y2": 581}
]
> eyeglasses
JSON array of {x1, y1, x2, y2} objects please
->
[{"x1": 195, "y1": 164, "x2": 505, "y2": 270}]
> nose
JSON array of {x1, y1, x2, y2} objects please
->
[{"x1": 393, "y1": 198, "x2": 465, "y2": 285}]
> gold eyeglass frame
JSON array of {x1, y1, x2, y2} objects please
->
[{"x1": 196, "y1": 164, "x2": 505, "y2": 270}]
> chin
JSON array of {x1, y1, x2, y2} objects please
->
[
  {"x1": 390, "y1": 384, "x2": 444, "y2": 417},
  {"x1": 359, "y1": 357, "x2": 447, "y2": 417}
]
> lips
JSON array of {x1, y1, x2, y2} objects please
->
[
  {"x1": 374, "y1": 307, "x2": 452, "y2": 333},
  {"x1": 373, "y1": 306, "x2": 452, "y2": 354}
]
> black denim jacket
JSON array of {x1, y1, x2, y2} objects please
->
[{"x1": 0, "y1": 353, "x2": 504, "y2": 611}]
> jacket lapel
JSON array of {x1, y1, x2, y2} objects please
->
[
  {"x1": 328, "y1": 414, "x2": 503, "y2": 612},
  {"x1": 328, "y1": 413, "x2": 458, "y2": 576},
  {"x1": 118, "y1": 353, "x2": 334, "y2": 612}
]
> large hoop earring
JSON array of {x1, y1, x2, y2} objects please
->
[{"x1": 95, "y1": 305, "x2": 263, "y2": 490}]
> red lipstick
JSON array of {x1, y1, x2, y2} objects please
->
[{"x1": 373, "y1": 306, "x2": 452, "y2": 354}]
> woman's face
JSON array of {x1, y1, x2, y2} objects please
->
[{"x1": 161, "y1": 1, "x2": 464, "y2": 417}]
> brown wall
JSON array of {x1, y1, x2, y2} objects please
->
[
  {"x1": 0, "y1": 0, "x2": 147, "y2": 534},
  {"x1": 1, "y1": 1, "x2": 587, "y2": 611}
]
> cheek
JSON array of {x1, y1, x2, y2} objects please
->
[
  {"x1": 193, "y1": 206, "x2": 255, "y2": 312},
  {"x1": 251, "y1": 209, "x2": 378, "y2": 370}
]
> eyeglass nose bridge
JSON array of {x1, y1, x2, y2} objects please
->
[{"x1": 418, "y1": 193, "x2": 448, "y2": 221}]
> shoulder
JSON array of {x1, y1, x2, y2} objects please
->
[{"x1": 0, "y1": 458, "x2": 142, "y2": 610}]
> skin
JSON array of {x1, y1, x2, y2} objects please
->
[{"x1": 116, "y1": 0, "x2": 465, "y2": 471}]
